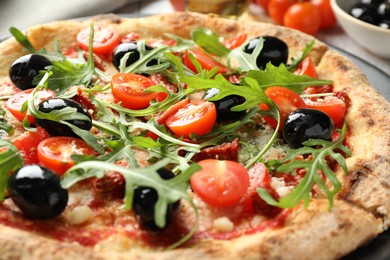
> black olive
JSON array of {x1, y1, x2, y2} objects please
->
[
  {"x1": 34, "y1": 98, "x2": 92, "y2": 138},
  {"x1": 132, "y1": 168, "x2": 180, "y2": 231},
  {"x1": 282, "y1": 109, "x2": 334, "y2": 149},
  {"x1": 112, "y1": 42, "x2": 157, "y2": 71},
  {"x1": 7, "y1": 165, "x2": 68, "y2": 219},
  {"x1": 9, "y1": 54, "x2": 51, "y2": 90},
  {"x1": 243, "y1": 36, "x2": 288, "y2": 69},
  {"x1": 361, "y1": 0, "x2": 384, "y2": 5},
  {"x1": 349, "y1": 3, "x2": 381, "y2": 25},
  {"x1": 203, "y1": 88, "x2": 246, "y2": 122}
]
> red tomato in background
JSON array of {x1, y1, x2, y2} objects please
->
[
  {"x1": 37, "y1": 137, "x2": 96, "y2": 176},
  {"x1": 184, "y1": 49, "x2": 230, "y2": 74},
  {"x1": 165, "y1": 100, "x2": 217, "y2": 138},
  {"x1": 190, "y1": 159, "x2": 250, "y2": 207},
  {"x1": 6, "y1": 89, "x2": 55, "y2": 124},
  {"x1": 77, "y1": 25, "x2": 120, "y2": 56},
  {"x1": 268, "y1": 0, "x2": 299, "y2": 25},
  {"x1": 12, "y1": 127, "x2": 50, "y2": 165},
  {"x1": 111, "y1": 73, "x2": 167, "y2": 110},
  {"x1": 312, "y1": 0, "x2": 337, "y2": 29},
  {"x1": 283, "y1": 2, "x2": 321, "y2": 35},
  {"x1": 294, "y1": 56, "x2": 318, "y2": 78},
  {"x1": 260, "y1": 86, "x2": 306, "y2": 129},
  {"x1": 304, "y1": 96, "x2": 346, "y2": 125}
]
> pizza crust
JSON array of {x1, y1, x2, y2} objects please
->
[{"x1": 0, "y1": 12, "x2": 389, "y2": 259}]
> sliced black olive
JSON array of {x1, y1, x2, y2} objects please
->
[
  {"x1": 132, "y1": 168, "x2": 180, "y2": 231},
  {"x1": 378, "y1": 2, "x2": 390, "y2": 18},
  {"x1": 9, "y1": 54, "x2": 51, "y2": 90},
  {"x1": 34, "y1": 98, "x2": 92, "y2": 138},
  {"x1": 203, "y1": 88, "x2": 245, "y2": 122},
  {"x1": 349, "y1": 3, "x2": 381, "y2": 25},
  {"x1": 112, "y1": 42, "x2": 157, "y2": 71},
  {"x1": 378, "y1": 19, "x2": 390, "y2": 28},
  {"x1": 7, "y1": 165, "x2": 68, "y2": 219},
  {"x1": 282, "y1": 109, "x2": 334, "y2": 149},
  {"x1": 243, "y1": 36, "x2": 288, "y2": 69}
]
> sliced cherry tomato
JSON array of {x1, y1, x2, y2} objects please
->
[
  {"x1": 283, "y1": 2, "x2": 321, "y2": 35},
  {"x1": 245, "y1": 162, "x2": 282, "y2": 218},
  {"x1": 6, "y1": 89, "x2": 55, "y2": 124},
  {"x1": 224, "y1": 33, "x2": 248, "y2": 49},
  {"x1": 37, "y1": 137, "x2": 96, "y2": 175},
  {"x1": 304, "y1": 96, "x2": 346, "y2": 125},
  {"x1": 190, "y1": 159, "x2": 250, "y2": 207},
  {"x1": 260, "y1": 86, "x2": 306, "y2": 129},
  {"x1": 156, "y1": 98, "x2": 190, "y2": 125},
  {"x1": 312, "y1": 0, "x2": 337, "y2": 30},
  {"x1": 12, "y1": 127, "x2": 50, "y2": 165},
  {"x1": 77, "y1": 25, "x2": 121, "y2": 56},
  {"x1": 268, "y1": 0, "x2": 299, "y2": 25},
  {"x1": 294, "y1": 56, "x2": 318, "y2": 78},
  {"x1": 165, "y1": 100, "x2": 217, "y2": 138},
  {"x1": 111, "y1": 73, "x2": 167, "y2": 110},
  {"x1": 184, "y1": 49, "x2": 230, "y2": 74}
]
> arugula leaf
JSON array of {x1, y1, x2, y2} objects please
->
[
  {"x1": 245, "y1": 63, "x2": 333, "y2": 93},
  {"x1": 165, "y1": 33, "x2": 195, "y2": 52},
  {"x1": 0, "y1": 140, "x2": 24, "y2": 201},
  {"x1": 121, "y1": 41, "x2": 170, "y2": 74},
  {"x1": 287, "y1": 40, "x2": 315, "y2": 72},
  {"x1": 9, "y1": 27, "x2": 36, "y2": 53},
  {"x1": 257, "y1": 122, "x2": 351, "y2": 209},
  {"x1": 227, "y1": 37, "x2": 263, "y2": 71},
  {"x1": 191, "y1": 28, "x2": 230, "y2": 57}
]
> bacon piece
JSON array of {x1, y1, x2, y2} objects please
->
[{"x1": 191, "y1": 138, "x2": 239, "y2": 162}]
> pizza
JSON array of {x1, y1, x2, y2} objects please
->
[{"x1": 0, "y1": 12, "x2": 389, "y2": 259}]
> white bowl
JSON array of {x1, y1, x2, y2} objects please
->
[{"x1": 330, "y1": 0, "x2": 390, "y2": 59}]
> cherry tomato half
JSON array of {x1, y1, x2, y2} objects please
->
[
  {"x1": 190, "y1": 159, "x2": 250, "y2": 207},
  {"x1": 165, "y1": 100, "x2": 217, "y2": 138},
  {"x1": 224, "y1": 33, "x2": 248, "y2": 49},
  {"x1": 12, "y1": 127, "x2": 50, "y2": 165},
  {"x1": 268, "y1": 0, "x2": 299, "y2": 25},
  {"x1": 304, "y1": 96, "x2": 346, "y2": 125},
  {"x1": 260, "y1": 86, "x2": 306, "y2": 129},
  {"x1": 37, "y1": 136, "x2": 96, "y2": 175},
  {"x1": 294, "y1": 56, "x2": 318, "y2": 78},
  {"x1": 184, "y1": 48, "x2": 230, "y2": 74},
  {"x1": 6, "y1": 89, "x2": 55, "y2": 124},
  {"x1": 312, "y1": 0, "x2": 337, "y2": 30},
  {"x1": 111, "y1": 73, "x2": 167, "y2": 110},
  {"x1": 77, "y1": 25, "x2": 121, "y2": 56},
  {"x1": 283, "y1": 2, "x2": 321, "y2": 35}
]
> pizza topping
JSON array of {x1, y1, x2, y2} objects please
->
[
  {"x1": 133, "y1": 168, "x2": 180, "y2": 230},
  {"x1": 7, "y1": 164, "x2": 68, "y2": 219},
  {"x1": 190, "y1": 160, "x2": 250, "y2": 207},
  {"x1": 66, "y1": 205, "x2": 93, "y2": 225},
  {"x1": 213, "y1": 216, "x2": 234, "y2": 232},
  {"x1": 76, "y1": 25, "x2": 120, "y2": 56},
  {"x1": 243, "y1": 36, "x2": 289, "y2": 69},
  {"x1": 304, "y1": 95, "x2": 347, "y2": 125},
  {"x1": 165, "y1": 100, "x2": 217, "y2": 138},
  {"x1": 282, "y1": 108, "x2": 334, "y2": 149},
  {"x1": 37, "y1": 136, "x2": 96, "y2": 175},
  {"x1": 9, "y1": 54, "x2": 52, "y2": 90},
  {"x1": 203, "y1": 88, "x2": 246, "y2": 122},
  {"x1": 111, "y1": 73, "x2": 168, "y2": 110},
  {"x1": 34, "y1": 98, "x2": 93, "y2": 138},
  {"x1": 112, "y1": 42, "x2": 157, "y2": 71}
]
